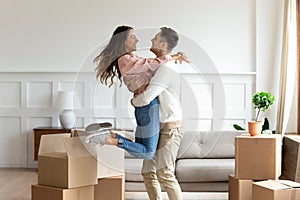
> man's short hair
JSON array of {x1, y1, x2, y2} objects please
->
[{"x1": 160, "y1": 27, "x2": 179, "y2": 51}]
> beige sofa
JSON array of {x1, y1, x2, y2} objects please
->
[{"x1": 124, "y1": 131, "x2": 244, "y2": 192}]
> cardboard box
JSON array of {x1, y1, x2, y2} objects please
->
[
  {"x1": 252, "y1": 180, "x2": 300, "y2": 200},
  {"x1": 38, "y1": 133, "x2": 71, "y2": 155},
  {"x1": 74, "y1": 130, "x2": 124, "y2": 179},
  {"x1": 228, "y1": 175, "x2": 253, "y2": 200},
  {"x1": 96, "y1": 145, "x2": 124, "y2": 178},
  {"x1": 282, "y1": 135, "x2": 300, "y2": 182},
  {"x1": 31, "y1": 184, "x2": 94, "y2": 200},
  {"x1": 94, "y1": 175, "x2": 125, "y2": 200},
  {"x1": 38, "y1": 136, "x2": 97, "y2": 188},
  {"x1": 235, "y1": 134, "x2": 282, "y2": 180}
]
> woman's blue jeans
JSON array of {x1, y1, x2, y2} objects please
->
[{"x1": 115, "y1": 97, "x2": 160, "y2": 160}]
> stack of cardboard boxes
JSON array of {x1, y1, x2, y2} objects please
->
[
  {"x1": 229, "y1": 134, "x2": 300, "y2": 200},
  {"x1": 32, "y1": 132, "x2": 125, "y2": 200}
]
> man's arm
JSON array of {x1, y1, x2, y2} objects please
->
[
  {"x1": 131, "y1": 83, "x2": 166, "y2": 107},
  {"x1": 131, "y1": 64, "x2": 171, "y2": 107}
]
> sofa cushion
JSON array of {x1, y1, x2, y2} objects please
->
[
  {"x1": 175, "y1": 158, "x2": 235, "y2": 182},
  {"x1": 177, "y1": 131, "x2": 244, "y2": 159},
  {"x1": 125, "y1": 158, "x2": 144, "y2": 182}
]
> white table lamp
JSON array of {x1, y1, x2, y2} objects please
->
[{"x1": 55, "y1": 91, "x2": 81, "y2": 129}]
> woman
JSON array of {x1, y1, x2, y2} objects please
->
[{"x1": 85, "y1": 25, "x2": 184, "y2": 160}]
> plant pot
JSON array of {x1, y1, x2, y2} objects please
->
[{"x1": 248, "y1": 121, "x2": 263, "y2": 136}]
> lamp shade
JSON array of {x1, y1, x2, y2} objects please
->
[
  {"x1": 55, "y1": 91, "x2": 81, "y2": 129},
  {"x1": 55, "y1": 91, "x2": 81, "y2": 110}
]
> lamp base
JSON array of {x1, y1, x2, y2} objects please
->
[{"x1": 59, "y1": 110, "x2": 76, "y2": 129}]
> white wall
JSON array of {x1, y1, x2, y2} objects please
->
[
  {"x1": 0, "y1": 0, "x2": 296, "y2": 167},
  {"x1": 0, "y1": 72, "x2": 254, "y2": 167},
  {"x1": 0, "y1": 0, "x2": 255, "y2": 73}
]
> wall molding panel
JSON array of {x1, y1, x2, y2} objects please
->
[{"x1": 0, "y1": 72, "x2": 255, "y2": 168}]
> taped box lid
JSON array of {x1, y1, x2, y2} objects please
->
[
  {"x1": 39, "y1": 134, "x2": 93, "y2": 158},
  {"x1": 38, "y1": 133, "x2": 71, "y2": 155}
]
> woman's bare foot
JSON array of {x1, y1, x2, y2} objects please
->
[
  {"x1": 105, "y1": 136, "x2": 118, "y2": 146},
  {"x1": 110, "y1": 131, "x2": 117, "y2": 138}
]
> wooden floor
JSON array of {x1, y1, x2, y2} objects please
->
[
  {"x1": 126, "y1": 192, "x2": 228, "y2": 200},
  {"x1": 0, "y1": 168, "x2": 228, "y2": 200},
  {"x1": 0, "y1": 168, "x2": 37, "y2": 200}
]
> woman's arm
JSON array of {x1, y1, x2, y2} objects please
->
[
  {"x1": 118, "y1": 52, "x2": 187, "y2": 75},
  {"x1": 118, "y1": 54, "x2": 171, "y2": 75}
]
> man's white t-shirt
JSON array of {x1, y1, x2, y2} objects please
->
[{"x1": 131, "y1": 61, "x2": 182, "y2": 123}]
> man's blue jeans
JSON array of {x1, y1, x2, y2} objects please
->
[{"x1": 115, "y1": 97, "x2": 160, "y2": 160}]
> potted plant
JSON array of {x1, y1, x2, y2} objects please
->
[{"x1": 248, "y1": 91, "x2": 275, "y2": 136}]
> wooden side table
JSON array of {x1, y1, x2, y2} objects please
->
[{"x1": 33, "y1": 127, "x2": 72, "y2": 160}]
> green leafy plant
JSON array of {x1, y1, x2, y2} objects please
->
[
  {"x1": 233, "y1": 124, "x2": 245, "y2": 131},
  {"x1": 252, "y1": 91, "x2": 275, "y2": 122}
]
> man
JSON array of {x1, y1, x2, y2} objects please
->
[{"x1": 131, "y1": 27, "x2": 184, "y2": 200}]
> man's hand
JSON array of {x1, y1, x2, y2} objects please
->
[{"x1": 134, "y1": 84, "x2": 148, "y2": 97}]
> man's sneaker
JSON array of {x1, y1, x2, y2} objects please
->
[
  {"x1": 84, "y1": 131, "x2": 111, "y2": 146},
  {"x1": 85, "y1": 122, "x2": 113, "y2": 134}
]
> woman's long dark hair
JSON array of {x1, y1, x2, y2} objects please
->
[{"x1": 94, "y1": 26, "x2": 133, "y2": 87}]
